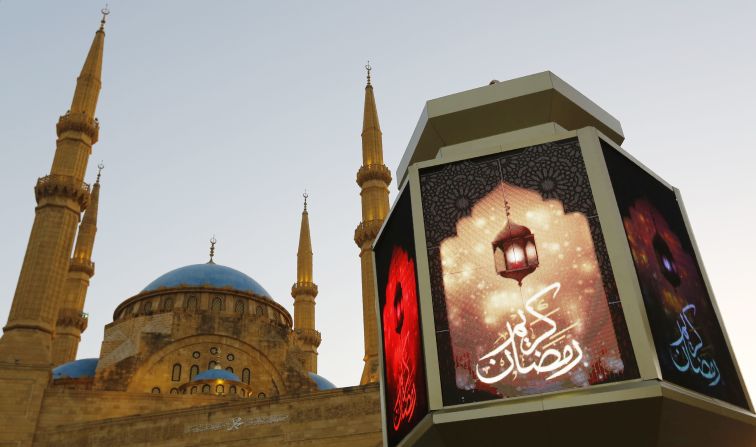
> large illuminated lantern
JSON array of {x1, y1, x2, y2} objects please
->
[{"x1": 373, "y1": 72, "x2": 754, "y2": 447}]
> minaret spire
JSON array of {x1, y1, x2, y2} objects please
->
[
  {"x1": 292, "y1": 191, "x2": 320, "y2": 373},
  {"x1": 0, "y1": 14, "x2": 107, "y2": 365},
  {"x1": 52, "y1": 165, "x2": 103, "y2": 365},
  {"x1": 355, "y1": 63, "x2": 392, "y2": 384},
  {"x1": 68, "y1": 8, "x2": 106, "y2": 120},
  {"x1": 297, "y1": 192, "x2": 313, "y2": 283}
]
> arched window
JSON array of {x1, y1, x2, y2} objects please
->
[
  {"x1": 185, "y1": 295, "x2": 197, "y2": 310},
  {"x1": 170, "y1": 388, "x2": 179, "y2": 395},
  {"x1": 255, "y1": 305, "x2": 264, "y2": 316},
  {"x1": 151, "y1": 387, "x2": 160, "y2": 394},
  {"x1": 211, "y1": 296, "x2": 223, "y2": 312},
  {"x1": 216, "y1": 384, "x2": 224, "y2": 394},
  {"x1": 257, "y1": 392, "x2": 266, "y2": 399},
  {"x1": 171, "y1": 363, "x2": 181, "y2": 382},
  {"x1": 190, "y1": 386, "x2": 197, "y2": 394},
  {"x1": 208, "y1": 360, "x2": 217, "y2": 370},
  {"x1": 225, "y1": 366, "x2": 234, "y2": 374},
  {"x1": 234, "y1": 300, "x2": 245, "y2": 314},
  {"x1": 163, "y1": 297, "x2": 173, "y2": 311},
  {"x1": 230, "y1": 385, "x2": 237, "y2": 395},
  {"x1": 242, "y1": 368, "x2": 250, "y2": 384},
  {"x1": 202, "y1": 384, "x2": 210, "y2": 394},
  {"x1": 143, "y1": 301, "x2": 152, "y2": 313},
  {"x1": 190, "y1": 364, "x2": 199, "y2": 380}
]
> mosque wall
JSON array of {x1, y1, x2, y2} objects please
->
[
  {"x1": 0, "y1": 365, "x2": 51, "y2": 446},
  {"x1": 37, "y1": 387, "x2": 221, "y2": 428},
  {"x1": 34, "y1": 384, "x2": 382, "y2": 447}
]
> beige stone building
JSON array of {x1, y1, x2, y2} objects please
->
[{"x1": 0, "y1": 12, "x2": 387, "y2": 447}]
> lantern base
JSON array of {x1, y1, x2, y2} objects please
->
[{"x1": 398, "y1": 380, "x2": 755, "y2": 447}]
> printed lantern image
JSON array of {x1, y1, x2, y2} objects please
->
[
  {"x1": 652, "y1": 227, "x2": 681, "y2": 288},
  {"x1": 491, "y1": 201, "x2": 539, "y2": 285}
]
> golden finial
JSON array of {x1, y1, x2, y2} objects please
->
[
  {"x1": 100, "y1": 4, "x2": 110, "y2": 30},
  {"x1": 208, "y1": 235, "x2": 217, "y2": 264},
  {"x1": 303, "y1": 190, "x2": 309, "y2": 212},
  {"x1": 96, "y1": 161, "x2": 104, "y2": 183},
  {"x1": 365, "y1": 61, "x2": 372, "y2": 86}
]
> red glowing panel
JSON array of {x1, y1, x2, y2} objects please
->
[
  {"x1": 383, "y1": 246, "x2": 421, "y2": 431},
  {"x1": 375, "y1": 187, "x2": 429, "y2": 446}
]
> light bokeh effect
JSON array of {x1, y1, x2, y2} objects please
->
[
  {"x1": 440, "y1": 183, "x2": 628, "y2": 396},
  {"x1": 0, "y1": 1, "x2": 754, "y2": 397}
]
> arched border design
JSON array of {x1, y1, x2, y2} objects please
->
[{"x1": 125, "y1": 334, "x2": 287, "y2": 394}]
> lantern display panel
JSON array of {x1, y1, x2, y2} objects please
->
[
  {"x1": 418, "y1": 138, "x2": 639, "y2": 406},
  {"x1": 374, "y1": 187, "x2": 429, "y2": 447},
  {"x1": 601, "y1": 141, "x2": 748, "y2": 409}
]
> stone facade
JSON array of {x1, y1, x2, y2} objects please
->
[{"x1": 34, "y1": 385, "x2": 381, "y2": 447}]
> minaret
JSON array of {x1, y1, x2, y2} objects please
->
[
  {"x1": 355, "y1": 63, "x2": 392, "y2": 384},
  {"x1": 0, "y1": 11, "x2": 107, "y2": 365},
  {"x1": 51, "y1": 164, "x2": 103, "y2": 365},
  {"x1": 291, "y1": 192, "x2": 321, "y2": 373}
]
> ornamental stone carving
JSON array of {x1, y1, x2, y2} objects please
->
[
  {"x1": 354, "y1": 219, "x2": 383, "y2": 247},
  {"x1": 356, "y1": 163, "x2": 392, "y2": 187},
  {"x1": 56, "y1": 110, "x2": 100, "y2": 143},
  {"x1": 35, "y1": 174, "x2": 91, "y2": 209}
]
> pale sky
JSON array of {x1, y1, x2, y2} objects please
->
[{"x1": 1, "y1": 1, "x2": 754, "y2": 398}]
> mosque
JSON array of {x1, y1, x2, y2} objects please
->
[{"x1": 0, "y1": 11, "x2": 386, "y2": 446}]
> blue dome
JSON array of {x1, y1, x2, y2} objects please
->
[
  {"x1": 142, "y1": 263, "x2": 271, "y2": 298},
  {"x1": 308, "y1": 372, "x2": 337, "y2": 390},
  {"x1": 191, "y1": 368, "x2": 242, "y2": 382},
  {"x1": 52, "y1": 358, "x2": 98, "y2": 380}
]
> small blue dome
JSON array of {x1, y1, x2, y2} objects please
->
[
  {"x1": 308, "y1": 372, "x2": 337, "y2": 390},
  {"x1": 142, "y1": 263, "x2": 270, "y2": 298},
  {"x1": 53, "y1": 358, "x2": 98, "y2": 380},
  {"x1": 191, "y1": 369, "x2": 241, "y2": 382}
]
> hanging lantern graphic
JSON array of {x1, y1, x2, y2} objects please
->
[
  {"x1": 492, "y1": 198, "x2": 539, "y2": 285},
  {"x1": 652, "y1": 224, "x2": 681, "y2": 287}
]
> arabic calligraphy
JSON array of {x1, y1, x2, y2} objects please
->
[
  {"x1": 392, "y1": 336, "x2": 417, "y2": 430},
  {"x1": 185, "y1": 414, "x2": 288, "y2": 433},
  {"x1": 476, "y1": 282, "x2": 583, "y2": 384},
  {"x1": 669, "y1": 304, "x2": 721, "y2": 386}
]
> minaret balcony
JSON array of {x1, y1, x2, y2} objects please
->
[
  {"x1": 56, "y1": 308, "x2": 89, "y2": 332},
  {"x1": 69, "y1": 257, "x2": 95, "y2": 277},
  {"x1": 356, "y1": 163, "x2": 392, "y2": 187},
  {"x1": 354, "y1": 219, "x2": 383, "y2": 247},
  {"x1": 35, "y1": 174, "x2": 91, "y2": 209},
  {"x1": 295, "y1": 328, "x2": 322, "y2": 347},
  {"x1": 56, "y1": 111, "x2": 100, "y2": 143},
  {"x1": 292, "y1": 281, "x2": 318, "y2": 297}
]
